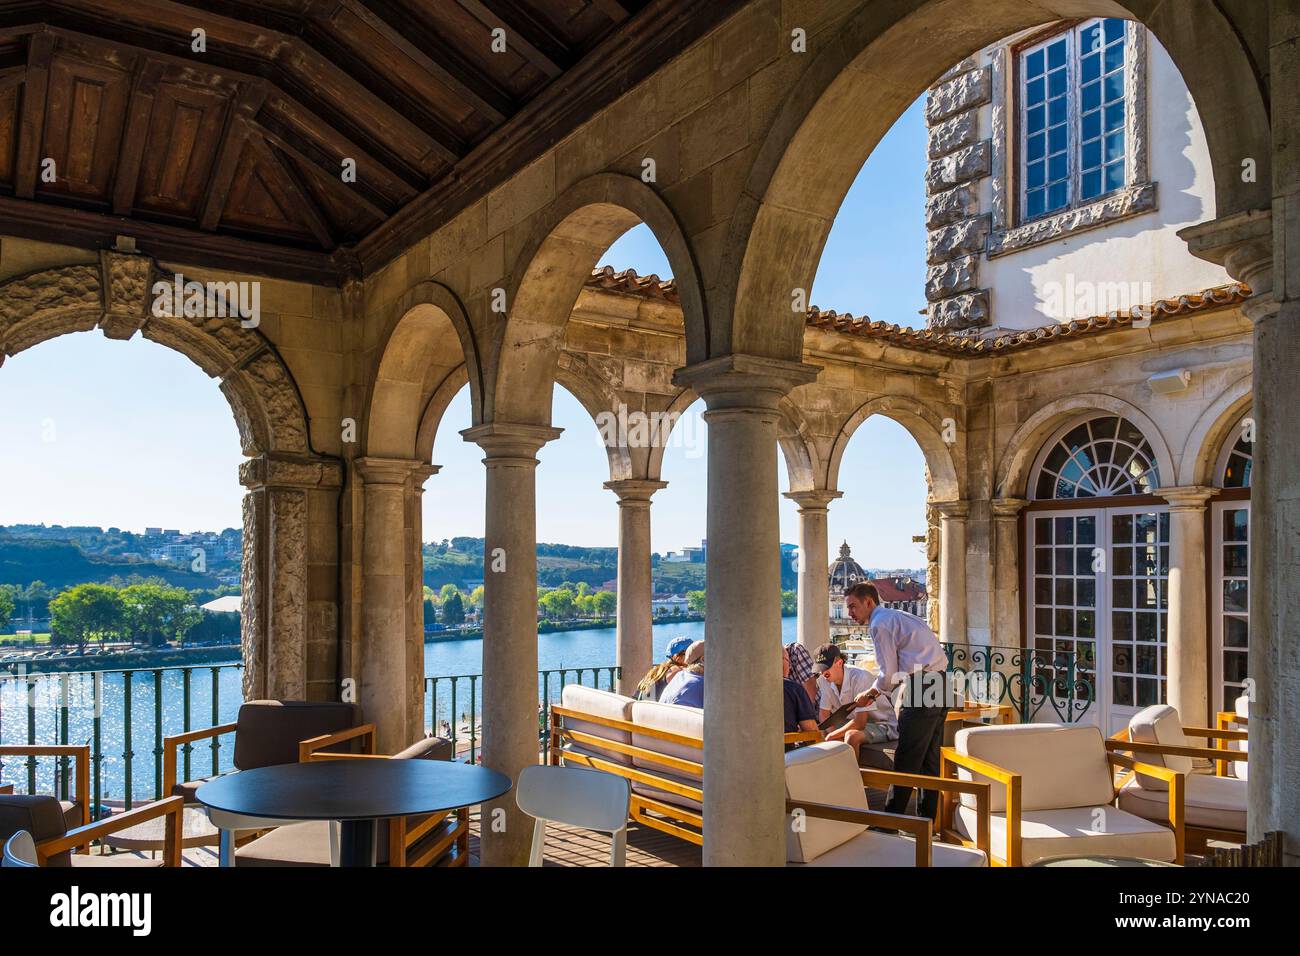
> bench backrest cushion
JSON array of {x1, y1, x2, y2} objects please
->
[
  {"x1": 628, "y1": 700, "x2": 703, "y2": 780},
  {"x1": 233, "y1": 700, "x2": 360, "y2": 770},
  {"x1": 0, "y1": 794, "x2": 70, "y2": 866},
  {"x1": 559, "y1": 685, "x2": 636, "y2": 766},
  {"x1": 783, "y1": 742, "x2": 868, "y2": 863},
  {"x1": 1127, "y1": 704, "x2": 1192, "y2": 789},
  {"x1": 955, "y1": 723, "x2": 1113, "y2": 812}
]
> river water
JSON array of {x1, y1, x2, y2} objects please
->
[{"x1": 0, "y1": 617, "x2": 798, "y2": 802}]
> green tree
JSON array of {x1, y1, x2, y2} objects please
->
[
  {"x1": 686, "y1": 590, "x2": 706, "y2": 613},
  {"x1": 470, "y1": 585, "x2": 484, "y2": 608},
  {"x1": 539, "y1": 587, "x2": 576, "y2": 620},
  {"x1": 120, "y1": 583, "x2": 201, "y2": 647},
  {"x1": 593, "y1": 590, "x2": 616, "y2": 617},
  {"x1": 438, "y1": 583, "x2": 460, "y2": 605},
  {"x1": 780, "y1": 589, "x2": 798, "y2": 615},
  {"x1": 49, "y1": 584, "x2": 125, "y2": 653},
  {"x1": 0, "y1": 585, "x2": 14, "y2": 632},
  {"x1": 440, "y1": 590, "x2": 466, "y2": 626}
]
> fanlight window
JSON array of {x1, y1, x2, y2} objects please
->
[
  {"x1": 1034, "y1": 415, "x2": 1160, "y2": 499},
  {"x1": 1220, "y1": 433, "x2": 1253, "y2": 489}
]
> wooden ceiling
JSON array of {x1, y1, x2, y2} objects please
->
[{"x1": 0, "y1": 0, "x2": 742, "y2": 283}]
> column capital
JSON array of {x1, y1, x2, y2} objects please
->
[
  {"x1": 461, "y1": 422, "x2": 563, "y2": 461},
  {"x1": 672, "y1": 353, "x2": 820, "y2": 412},
  {"x1": 356, "y1": 456, "x2": 438, "y2": 486},
  {"x1": 991, "y1": 497, "x2": 1029, "y2": 518},
  {"x1": 1178, "y1": 209, "x2": 1273, "y2": 297},
  {"x1": 240, "y1": 453, "x2": 344, "y2": 491},
  {"x1": 932, "y1": 499, "x2": 970, "y2": 519},
  {"x1": 783, "y1": 489, "x2": 842, "y2": 511},
  {"x1": 1159, "y1": 484, "x2": 1219, "y2": 511},
  {"x1": 604, "y1": 478, "x2": 668, "y2": 504}
]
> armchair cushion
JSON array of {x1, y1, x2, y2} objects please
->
[
  {"x1": 1118, "y1": 773, "x2": 1246, "y2": 833},
  {"x1": 793, "y1": 828, "x2": 986, "y2": 867},
  {"x1": 1128, "y1": 704, "x2": 1192, "y2": 788},
  {"x1": 235, "y1": 820, "x2": 332, "y2": 867},
  {"x1": 954, "y1": 723, "x2": 1113, "y2": 812},
  {"x1": 629, "y1": 700, "x2": 704, "y2": 811},
  {"x1": 955, "y1": 804, "x2": 1177, "y2": 865},
  {"x1": 57, "y1": 800, "x2": 82, "y2": 832},
  {"x1": 170, "y1": 779, "x2": 205, "y2": 804},
  {"x1": 71, "y1": 854, "x2": 164, "y2": 868},
  {"x1": 783, "y1": 742, "x2": 870, "y2": 863},
  {"x1": 560, "y1": 686, "x2": 636, "y2": 766},
  {"x1": 0, "y1": 794, "x2": 71, "y2": 866},
  {"x1": 232, "y1": 700, "x2": 359, "y2": 770},
  {"x1": 1230, "y1": 694, "x2": 1249, "y2": 781},
  {"x1": 392, "y1": 734, "x2": 454, "y2": 762}
]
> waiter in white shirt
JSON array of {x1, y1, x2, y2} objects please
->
[{"x1": 843, "y1": 581, "x2": 952, "y2": 821}]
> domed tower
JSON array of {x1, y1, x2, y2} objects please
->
[{"x1": 828, "y1": 541, "x2": 869, "y2": 640}]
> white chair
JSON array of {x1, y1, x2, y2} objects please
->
[
  {"x1": 2, "y1": 830, "x2": 38, "y2": 867},
  {"x1": 784, "y1": 742, "x2": 988, "y2": 867},
  {"x1": 943, "y1": 723, "x2": 1182, "y2": 866},
  {"x1": 516, "y1": 764, "x2": 631, "y2": 867},
  {"x1": 1111, "y1": 704, "x2": 1247, "y2": 849}
]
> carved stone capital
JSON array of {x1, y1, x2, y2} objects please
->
[
  {"x1": 672, "y1": 353, "x2": 820, "y2": 413},
  {"x1": 241, "y1": 453, "x2": 344, "y2": 491},
  {"x1": 991, "y1": 497, "x2": 1029, "y2": 519},
  {"x1": 933, "y1": 499, "x2": 970, "y2": 520},
  {"x1": 783, "y1": 489, "x2": 843, "y2": 513},
  {"x1": 98, "y1": 250, "x2": 154, "y2": 340},
  {"x1": 356, "y1": 455, "x2": 437, "y2": 487},
  {"x1": 1179, "y1": 210, "x2": 1274, "y2": 296},
  {"x1": 604, "y1": 478, "x2": 668, "y2": 505},
  {"x1": 1159, "y1": 484, "x2": 1219, "y2": 512},
  {"x1": 461, "y1": 422, "x2": 562, "y2": 463}
]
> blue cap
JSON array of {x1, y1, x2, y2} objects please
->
[{"x1": 666, "y1": 636, "x2": 693, "y2": 659}]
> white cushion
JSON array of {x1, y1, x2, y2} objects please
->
[
  {"x1": 954, "y1": 723, "x2": 1114, "y2": 812},
  {"x1": 559, "y1": 685, "x2": 635, "y2": 766},
  {"x1": 1229, "y1": 695, "x2": 1249, "y2": 780},
  {"x1": 783, "y1": 742, "x2": 869, "y2": 863},
  {"x1": 1118, "y1": 773, "x2": 1247, "y2": 833},
  {"x1": 790, "y1": 828, "x2": 987, "y2": 867},
  {"x1": 956, "y1": 804, "x2": 1177, "y2": 865},
  {"x1": 628, "y1": 700, "x2": 704, "y2": 811},
  {"x1": 1128, "y1": 704, "x2": 1192, "y2": 788}
]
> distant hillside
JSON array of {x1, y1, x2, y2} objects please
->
[{"x1": 0, "y1": 539, "x2": 219, "y2": 590}]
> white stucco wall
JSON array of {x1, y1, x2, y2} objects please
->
[{"x1": 978, "y1": 30, "x2": 1229, "y2": 332}]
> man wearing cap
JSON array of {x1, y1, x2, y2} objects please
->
[
  {"x1": 843, "y1": 581, "x2": 951, "y2": 820},
  {"x1": 812, "y1": 643, "x2": 898, "y2": 758},
  {"x1": 659, "y1": 640, "x2": 704, "y2": 708}
]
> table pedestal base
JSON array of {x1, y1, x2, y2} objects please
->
[{"x1": 339, "y1": 819, "x2": 376, "y2": 867}]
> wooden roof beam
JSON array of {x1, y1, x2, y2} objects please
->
[
  {"x1": 13, "y1": 29, "x2": 52, "y2": 200},
  {"x1": 454, "y1": 0, "x2": 566, "y2": 78},
  {"x1": 199, "y1": 81, "x2": 268, "y2": 231}
]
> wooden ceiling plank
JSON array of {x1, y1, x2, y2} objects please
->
[
  {"x1": 111, "y1": 59, "x2": 165, "y2": 215},
  {"x1": 332, "y1": 0, "x2": 511, "y2": 123},
  {"x1": 455, "y1": 0, "x2": 565, "y2": 78},
  {"x1": 198, "y1": 80, "x2": 266, "y2": 231},
  {"x1": 589, "y1": 0, "x2": 632, "y2": 24},
  {"x1": 245, "y1": 128, "x2": 334, "y2": 249},
  {"x1": 251, "y1": 117, "x2": 391, "y2": 222},
  {"x1": 14, "y1": 29, "x2": 53, "y2": 199}
]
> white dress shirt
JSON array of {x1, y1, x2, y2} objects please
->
[
  {"x1": 818, "y1": 664, "x2": 898, "y2": 732},
  {"x1": 867, "y1": 605, "x2": 948, "y2": 698}
]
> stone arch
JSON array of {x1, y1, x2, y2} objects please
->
[
  {"x1": 490, "y1": 173, "x2": 707, "y2": 426},
  {"x1": 719, "y1": 0, "x2": 1270, "y2": 362},
  {"x1": 367, "y1": 281, "x2": 481, "y2": 461},
  {"x1": 554, "y1": 352, "x2": 634, "y2": 482},
  {"x1": 996, "y1": 393, "x2": 1176, "y2": 499},
  {"x1": 0, "y1": 255, "x2": 310, "y2": 456},
  {"x1": 826, "y1": 395, "x2": 962, "y2": 502},
  {"x1": 1179, "y1": 373, "x2": 1253, "y2": 486},
  {"x1": 644, "y1": 386, "x2": 819, "y2": 491}
]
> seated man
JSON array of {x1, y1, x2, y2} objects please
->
[
  {"x1": 659, "y1": 640, "x2": 704, "y2": 708},
  {"x1": 783, "y1": 646, "x2": 822, "y2": 746},
  {"x1": 813, "y1": 643, "x2": 899, "y2": 760},
  {"x1": 784, "y1": 641, "x2": 819, "y2": 707}
]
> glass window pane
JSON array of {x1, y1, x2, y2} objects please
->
[
  {"x1": 1082, "y1": 139, "x2": 1101, "y2": 170},
  {"x1": 1028, "y1": 76, "x2": 1045, "y2": 103},
  {"x1": 1028, "y1": 133, "x2": 1046, "y2": 161},
  {"x1": 1224, "y1": 616, "x2": 1249, "y2": 648},
  {"x1": 1113, "y1": 676, "x2": 1133, "y2": 706},
  {"x1": 1224, "y1": 580, "x2": 1248, "y2": 614},
  {"x1": 1081, "y1": 52, "x2": 1100, "y2": 82},
  {"x1": 1055, "y1": 578, "x2": 1074, "y2": 605},
  {"x1": 1225, "y1": 545, "x2": 1248, "y2": 578},
  {"x1": 1035, "y1": 517, "x2": 1053, "y2": 544},
  {"x1": 1081, "y1": 171, "x2": 1102, "y2": 200},
  {"x1": 1028, "y1": 160, "x2": 1045, "y2": 188},
  {"x1": 1105, "y1": 101, "x2": 1124, "y2": 132},
  {"x1": 1104, "y1": 131, "x2": 1125, "y2": 163},
  {"x1": 1049, "y1": 152, "x2": 1068, "y2": 181},
  {"x1": 1048, "y1": 38, "x2": 1067, "y2": 68},
  {"x1": 1135, "y1": 613, "x2": 1158, "y2": 643},
  {"x1": 1112, "y1": 612, "x2": 1132, "y2": 642},
  {"x1": 1049, "y1": 124, "x2": 1067, "y2": 154},
  {"x1": 1104, "y1": 161, "x2": 1125, "y2": 191},
  {"x1": 1082, "y1": 110, "x2": 1101, "y2": 141},
  {"x1": 1113, "y1": 513, "x2": 1133, "y2": 542},
  {"x1": 1077, "y1": 610, "x2": 1095, "y2": 638},
  {"x1": 1049, "y1": 96, "x2": 1067, "y2": 126},
  {"x1": 1048, "y1": 67, "x2": 1067, "y2": 98},
  {"x1": 1112, "y1": 578, "x2": 1132, "y2": 609},
  {"x1": 1104, "y1": 41, "x2": 1124, "y2": 73},
  {"x1": 1035, "y1": 577, "x2": 1053, "y2": 604},
  {"x1": 1136, "y1": 679, "x2": 1161, "y2": 706},
  {"x1": 1079, "y1": 22, "x2": 1103, "y2": 54},
  {"x1": 1027, "y1": 48, "x2": 1045, "y2": 77},
  {"x1": 1104, "y1": 17, "x2": 1125, "y2": 42},
  {"x1": 1055, "y1": 609, "x2": 1074, "y2": 636},
  {"x1": 1035, "y1": 547, "x2": 1052, "y2": 573},
  {"x1": 1055, "y1": 547, "x2": 1074, "y2": 574},
  {"x1": 1224, "y1": 652, "x2": 1248, "y2": 685},
  {"x1": 1026, "y1": 188, "x2": 1046, "y2": 220},
  {"x1": 1077, "y1": 516, "x2": 1096, "y2": 544},
  {"x1": 1048, "y1": 181, "x2": 1068, "y2": 212},
  {"x1": 1028, "y1": 104, "x2": 1046, "y2": 133},
  {"x1": 1082, "y1": 80, "x2": 1101, "y2": 112},
  {"x1": 1104, "y1": 71, "x2": 1124, "y2": 102},
  {"x1": 1035, "y1": 607, "x2": 1054, "y2": 635},
  {"x1": 1077, "y1": 579, "x2": 1096, "y2": 608}
]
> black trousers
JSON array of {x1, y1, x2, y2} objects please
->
[{"x1": 884, "y1": 703, "x2": 949, "y2": 821}]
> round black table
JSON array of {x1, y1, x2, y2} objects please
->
[{"x1": 196, "y1": 760, "x2": 512, "y2": 867}]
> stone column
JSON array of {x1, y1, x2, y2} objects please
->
[
  {"x1": 239, "y1": 454, "x2": 343, "y2": 704},
  {"x1": 1160, "y1": 486, "x2": 1217, "y2": 726},
  {"x1": 461, "y1": 422, "x2": 561, "y2": 867},
  {"x1": 604, "y1": 479, "x2": 668, "y2": 696},
  {"x1": 991, "y1": 498, "x2": 1028, "y2": 648},
  {"x1": 934, "y1": 500, "x2": 970, "y2": 646},
  {"x1": 674, "y1": 354, "x2": 819, "y2": 867},
  {"x1": 784, "y1": 490, "x2": 841, "y2": 653},
  {"x1": 357, "y1": 458, "x2": 436, "y2": 754}
]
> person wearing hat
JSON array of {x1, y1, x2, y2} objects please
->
[
  {"x1": 634, "y1": 635, "x2": 693, "y2": 701},
  {"x1": 843, "y1": 580, "x2": 951, "y2": 821},
  {"x1": 659, "y1": 640, "x2": 704, "y2": 708},
  {"x1": 812, "y1": 643, "x2": 898, "y2": 755}
]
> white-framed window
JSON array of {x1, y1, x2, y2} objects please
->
[
  {"x1": 1030, "y1": 414, "x2": 1161, "y2": 500},
  {"x1": 1019, "y1": 17, "x2": 1129, "y2": 221}
]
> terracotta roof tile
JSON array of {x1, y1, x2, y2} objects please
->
[{"x1": 585, "y1": 267, "x2": 1249, "y2": 356}]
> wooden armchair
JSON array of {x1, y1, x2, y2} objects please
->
[
  {"x1": 232, "y1": 725, "x2": 467, "y2": 868},
  {"x1": 784, "y1": 742, "x2": 990, "y2": 867},
  {"x1": 1108, "y1": 704, "x2": 1248, "y2": 851},
  {"x1": 0, "y1": 793, "x2": 184, "y2": 867},
  {"x1": 0, "y1": 744, "x2": 91, "y2": 837},
  {"x1": 1214, "y1": 704, "x2": 1249, "y2": 779},
  {"x1": 941, "y1": 723, "x2": 1185, "y2": 866}
]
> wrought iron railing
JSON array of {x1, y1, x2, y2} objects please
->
[
  {"x1": 1, "y1": 661, "x2": 621, "y2": 816},
  {"x1": 940, "y1": 642, "x2": 1095, "y2": 723}
]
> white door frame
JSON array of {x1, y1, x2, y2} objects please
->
[{"x1": 1210, "y1": 498, "x2": 1251, "y2": 716}]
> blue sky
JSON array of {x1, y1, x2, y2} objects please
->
[{"x1": 0, "y1": 98, "x2": 930, "y2": 568}]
